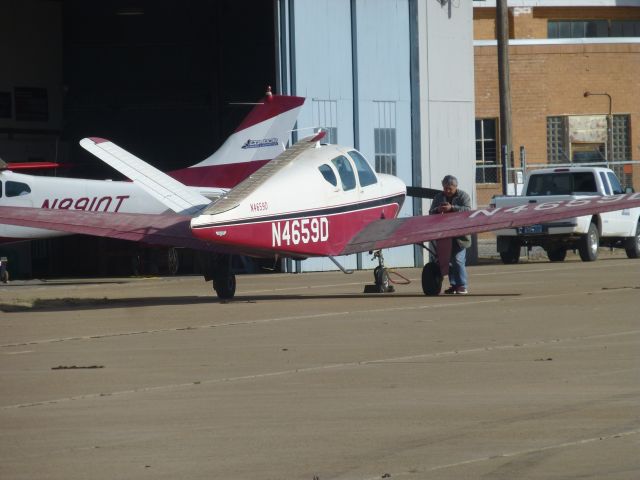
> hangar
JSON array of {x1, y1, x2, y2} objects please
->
[{"x1": 0, "y1": 0, "x2": 475, "y2": 277}]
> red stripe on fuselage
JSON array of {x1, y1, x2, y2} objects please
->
[
  {"x1": 169, "y1": 161, "x2": 269, "y2": 189},
  {"x1": 191, "y1": 201, "x2": 401, "y2": 257}
]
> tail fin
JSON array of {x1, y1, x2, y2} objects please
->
[
  {"x1": 170, "y1": 92, "x2": 305, "y2": 188},
  {"x1": 80, "y1": 138, "x2": 210, "y2": 214}
]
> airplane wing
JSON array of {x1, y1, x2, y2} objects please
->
[
  {"x1": 0, "y1": 206, "x2": 232, "y2": 253},
  {"x1": 80, "y1": 138, "x2": 211, "y2": 214},
  {"x1": 341, "y1": 193, "x2": 640, "y2": 255}
]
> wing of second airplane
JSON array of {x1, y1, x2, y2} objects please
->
[
  {"x1": 341, "y1": 193, "x2": 640, "y2": 255},
  {"x1": 0, "y1": 206, "x2": 231, "y2": 253}
]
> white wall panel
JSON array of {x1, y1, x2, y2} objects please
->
[{"x1": 355, "y1": 0, "x2": 414, "y2": 268}]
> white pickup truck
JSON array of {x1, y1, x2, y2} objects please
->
[{"x1": 492, "y1": 166, "x2": 640, "y2": 263}]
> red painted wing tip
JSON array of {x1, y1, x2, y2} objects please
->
[{"x1": 310, "y1": 130, "x2": 327, "y2": 143}]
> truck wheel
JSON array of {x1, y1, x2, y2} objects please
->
[
  {"x1": 421, "y1": 262, "x2": 442, "y2": 296},
  {"x1": 499, "y1": 239, "x2": 521, "y2": 264},
  {"x1": 624, "y1": 222, "x2": 640, "y2": 259},
  {"x1": 546, "y1": 247, "x2": 567, "y2": 262},
  {"x1": 578, "y1": 223, "x2": 599, "y2": 262}
]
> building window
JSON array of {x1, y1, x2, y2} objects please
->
[
  {"x1": 547, "y1": 114, "x2": 632, "y2": 187},
  {"x1": 373, "y1": 101, "x2": 397, "y2": 176},
  {"x1": 611, "y1": 20, "x2": 640, "y2": 37},
  {"x1": 312, "y1": 99, "x2": 338, "y2": 144},
  {"x1": 548, "y1": 20, "x2": 640, "y2": 39},
  {"x1": 475, "y1": 118, "x2": 498, "y2": 184},
  {"x1": 546, "y1": 116, "x2": 569, "y2": 164},
  {"x1": 613, "y1": 114, "x2": 632, "y2": 186}
]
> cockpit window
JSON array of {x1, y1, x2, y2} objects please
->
[
  {"x1": 331, "y1": 155, "x2": 356, "y2": 191},
  {"x1": 318, "y1": 164, "x2": 337, "y2": 187},
  {"x1": 6, "y1": 181, "x2": 31, "y2": 197},
  {"x1": 348, "y1": 150, "x2": 377, "y2": 187}
]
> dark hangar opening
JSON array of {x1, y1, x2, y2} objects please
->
[
  {"x1": 3, "y1": 0, "x2": 278, "y2": 278},
  {"x1": 63, "y1": 0, "x2": 277, "y2": 178}
]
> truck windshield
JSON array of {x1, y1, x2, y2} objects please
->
[{"x1": 526, "y1": 172, "x2": 598, "y2": 196}]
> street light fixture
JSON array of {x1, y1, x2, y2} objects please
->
[{"x1": 583, "y1": 91, "x2": 613, "y2": 167}]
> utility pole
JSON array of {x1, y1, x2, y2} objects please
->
[{"x1": 497, "y1": 0, "x2": 512, "y2": 194}]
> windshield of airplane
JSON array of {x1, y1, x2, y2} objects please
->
[
  {"x1": 331, "y1": 155, "x2": 356, "y2": 191},
  {"x1": 318, "y1": 164, "x2": 337, "y2": 187},
  {"x1": 348, "y1": 150, "x2": 377, "y2": 187}
]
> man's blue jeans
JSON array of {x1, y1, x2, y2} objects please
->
[{"x1": 449, "y1": 242, "x2": 468, "y2": 287}]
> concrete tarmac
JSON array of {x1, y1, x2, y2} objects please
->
[{"x1": 1, "y1": 253, "x2": 639, "y2": 479}]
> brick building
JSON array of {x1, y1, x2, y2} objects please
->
[{"x1": 473, "y1": 0, "x2": 640, "y2": 207}]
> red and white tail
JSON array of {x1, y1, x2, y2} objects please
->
[{"x1": 169, "y1": 92, "x2": 305, "y2": 188}]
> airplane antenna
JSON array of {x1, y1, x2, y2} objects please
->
[{"x1": 228, "y1": 86, "x2": 273, "y2": 106}]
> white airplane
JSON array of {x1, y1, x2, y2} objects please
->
[
  {"x1": 0, "y1": 90, "x2": 305, "y2": 244},
  {"x1": 1, "y1": 127, "x2": 639, "y2": 300}
]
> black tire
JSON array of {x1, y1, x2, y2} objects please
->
[
  {"x1": 375, "y1": 267, "x2": 390, "y2": 293},
  {"x1": 499, "y1": 239, "x2": 521, "y2": 264},
  {"x1": 213, "y1": 273, "x2": 236, "y2": 300},
  {"x1": 167, "y1": 248, "x2": 179, "y2": 275},
  {"x1": 624, "y1": 223, "x2": 640, "y2": 259},
  {"x1": 421, "y1": 262, "x2": 442, "y2": 296},
  {"x1": 546, "y1": 247, "x2": 567, "y2": 262},
  {"x1": 578, "y1": 222, "x2": 599, "y2": 262}
]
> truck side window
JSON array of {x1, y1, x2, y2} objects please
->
[
  {"x1": 606, "y1": 172, "x2": 623, "y2": 194},
  {"x1": 5, "y1": 181, "x2": 31, "y2": 197},
  {"x1": 599, "y1": 172, "x2": 611, "y2": 195},
  {"x1": 573, "y1": 172, "x2": 597, "y2": 193}
]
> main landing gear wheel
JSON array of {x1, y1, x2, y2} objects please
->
[
  {"x1": 167, "y1": 247, "x2": 179, "y2": 275},
  {"x1": 213, "y1": 272, "x2": 236, "y2": 300},
  {"x1": 421, "y1": 262, "x2": 442, "y2": 296},
  {"x1": 373, "y1": 266, "x2": 391, "y2": 293}
]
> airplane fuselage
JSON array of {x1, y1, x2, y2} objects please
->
[
  {"x1": 191, "y1": 144, "x2": 406, "y2": 258},
  {"x1": 0, "y1": 170, "x2": 222, "y2": 243}
]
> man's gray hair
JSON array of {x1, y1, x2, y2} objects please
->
[{"x1": 442, "y1": 175, "x2": 458, "y2": 187}]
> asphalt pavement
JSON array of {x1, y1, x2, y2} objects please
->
[{"x1": 1, "y1": 251, "x2": 639, "y2": 479}]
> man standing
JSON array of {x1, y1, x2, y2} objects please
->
[{"x1": 429, "y1": 175, "x2": 472, "y2": 294}]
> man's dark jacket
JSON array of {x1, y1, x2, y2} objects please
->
[{"x1": 428, "y1": 189, "x2": 472, "y2": 249}]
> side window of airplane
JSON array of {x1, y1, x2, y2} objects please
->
[
  {"x1": 318, "y1": 164, "x2": 337, "y2": 187},
  {"x1": 5, "y1": 181, "x2": 31, "y2": 197},
  {"x1": 331, "y1": 155, "x2": 356, "y2": 191},
  {"x1": 348, "y1": 150, "x2": 377, "y2": 187}
]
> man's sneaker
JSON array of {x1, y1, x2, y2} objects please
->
[
  {"x1": 444, "y1": 286, "x2": 457, "y2": 295},
  {"x1": 455, "y1": 286, "x2": 468, "y2": 295}
]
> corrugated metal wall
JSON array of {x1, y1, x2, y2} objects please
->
[{"x1": 277, "y1": 0, "x2": 475, "y2": 272}]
